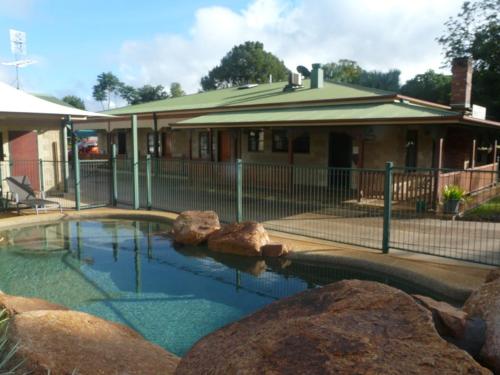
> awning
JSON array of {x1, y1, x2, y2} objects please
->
[{"x1": 0, "y1": 81, "x2": 112, "y2": 119}]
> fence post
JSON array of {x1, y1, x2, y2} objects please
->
[
  {"x1": 236, "y1": 159, "x2": 243, "y2": 222},
  {"x1": 131, "y1": 114, "x2": 139, "y2": 210},
  {"x1": 70, "y1": 117, "x2": 81, "y2": 210},
  {"x1": 382, "y1": 161, "x2": 393, "y2": 253},
  {"x1": 146, "y1": 154, "x2": 152, "y2": 210},
  {"x1": 111, "y1": 144, "x2": 118, "y2": 206},
  {"x1": 0, "y1": 161, "x2": 3, "y2": 198},
  {"x1": 39, "y1": 159, "x2": 45, "y2": 192}
]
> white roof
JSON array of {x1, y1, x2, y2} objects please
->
[{"x1": 0, "y1": 81, "x2": 111, "y2": 118}]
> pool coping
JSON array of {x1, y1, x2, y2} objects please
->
[{"x1": 0, "y1": 208, "x2": 492, "y2": 303}]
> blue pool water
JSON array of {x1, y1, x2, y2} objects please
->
[{"x1": 0, "y1": 220, "x2": 454, "y2": 356}]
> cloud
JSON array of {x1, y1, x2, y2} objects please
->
[
  {"x1": 116, "y1": 0, "x2": 463, "y2": 94},
  {"x1": 0, "y1": 0, "x2": 37, "y2": 19}
]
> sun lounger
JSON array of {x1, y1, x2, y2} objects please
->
[{"x1": 5, "y1": 176, "x2": 62, "y2": 214}]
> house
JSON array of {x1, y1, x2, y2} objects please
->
[
  {"x1": 78, "y1": 58, "x2": 500, "y2": 199},
  {"x1": 0, "y1": 81, "x2": 108, "y2": 195}
]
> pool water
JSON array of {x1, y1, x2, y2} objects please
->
[{"x1": 0, "y1": 219, "x2": 455, "y2": 356}]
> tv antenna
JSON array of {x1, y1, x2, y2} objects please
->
[{"x1": 1, "y1": 29, "x2": 37, "y2": 89}]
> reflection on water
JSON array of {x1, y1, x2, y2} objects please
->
[{"x1": 0, "y1": 219, "x2": 457, "y2": 356}]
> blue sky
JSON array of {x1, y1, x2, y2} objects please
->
[{"x1": 0, "y1": 0, "x2": 463, "y2": 110}]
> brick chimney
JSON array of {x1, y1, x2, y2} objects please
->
[{"x1": 450, "y1": 57, "x2": 472, "y2": 111}]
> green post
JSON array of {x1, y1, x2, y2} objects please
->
[
  {"x1": 61, "y1": 119, "x2": 69, "y2": 193},
  {"x1": 236, "y1": 159, "x2": 243, "y2": 222},
  {"x1": 131, "y1": 115, "x2": 140, "y2": 210},
  {"x1": 39, "y1": 159, "x2": 45, "y2": 192},
  {"x1": 382, "y1": 161, "x2": 393, "y2": 253},
  {"x1": 0, "y1": 160, "x2": 3, "y2": 198},
  {"x1": 70, "y1": 116, "x2": 81, "y2": 210},
  {"x1": 146, "y1": 154, "x2": 152, "y2": 210},
  {"x1": 111, "y1": 144, "x2": 118, "y2": 206}
]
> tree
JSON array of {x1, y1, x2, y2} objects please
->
[
  {"x1": 400, "y1": 70, "x2": 451, "y2": 104},
  {"x1": 358, "y1": 69, "x2": 401, "y2": 92},
  {"x1": 200, "y1": 41, "x2": 289, "y2": 90},
  {"x1": 438, "y1": 0, "x2": 500, "y2": 119},
  {"x1": 120, "y1": 84, "x2": 168, "y2": 105},
  {"x1": 92, "y1": 72, "x2": 122, "y2": 110},
  {"x1": 322, "y1": 60, "x2": 362, "y2": 83},
  {"x1": 170, "y1": 82, "x2": 185, "y2": 98},
  {"x1": 62, "y1": 95, "x2": 86, "y2": 110},
  {"x1": 296, "y1": 65, "x2": 311, "y2": 78}
]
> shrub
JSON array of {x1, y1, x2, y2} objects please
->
[{"x1": 442, "y1": 185, "x2": 465, "y2": 202}]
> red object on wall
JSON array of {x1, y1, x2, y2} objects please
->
[{"x1": 8, "y1": 131, "x2": 40, "y2": 190}]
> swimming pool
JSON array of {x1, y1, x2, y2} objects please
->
[{"x1": 0, "y1": 219, "x2": 454, "y2": 356}]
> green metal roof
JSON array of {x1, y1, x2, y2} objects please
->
[
  {"x1": 104, "y1": 80, "x2": 394, "y2": 115},
  {"x1": 174, "y1": 102, "x2": 457, "y2": 126}
]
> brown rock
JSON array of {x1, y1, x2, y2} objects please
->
[
  {"x1": 464, "y1": 278, "x2": 500, "y2": 373},
  {"x1": 207, "y1": 221, "x2": 270, "y2": 256},
  {"x1": 177, "y1": 280, "x2": 490, "y2": 375},
  {"x1": 171, "y1": 210, "x2": 220, "y2": 245},
  {"x1": 413, "y1": 294, "x2": 467, "y2": 337},
  {"x1": 0, "y1": 294, "x2": 68, "y2": 316},
  {"x1": 485, "y1": 268, "x2": 500, "y2": 283},
  {"x1": 261, "y1": 243, "x2": 291, "y2": 257},
  {"x1": 8, "y1": 310, "x2": 179, "y2": 375}
]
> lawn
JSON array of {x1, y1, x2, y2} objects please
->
[{"x1": 464, "y1": 196, "x2": 500, "y2": 221}]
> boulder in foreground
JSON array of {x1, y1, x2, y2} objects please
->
[
  {"x1": 8, "y1": 310, "x2": 179, "y2": 375},
  {"x1": 464, "y1": 277, "x2": 500, "y2": 373},
  {"x1": 176, "y1": 280, "x2": 490, "y2": 375},
  {"x1": 261, "y1": 243, "x2": 291, "y2": 257},
  {"x1": 207, "y1": 221, "x2": 270, "y2": 256},
  {"x1": 171, "y1": 210, "x2": 221, "y2": 245},
  {"x1": 0, "y1": 293, "x2": 68, "y2": 316}
]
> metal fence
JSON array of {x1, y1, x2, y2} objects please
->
[{"x1": 0, "y1": 157, "x2": 499, "y2": 266}]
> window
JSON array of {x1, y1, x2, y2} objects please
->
[
  {"x1": 293, "y1": 133, "x2": 310, "y2": 153},
  {"x1": 147, "y1": 133, "x2": 155, "y2": 155},
  {"x1": 272, "y1": 130, "x2": 288, "y2": 152},
  {"x1": 248, "y1": 130, "x2": 264, "y2": 152},
  {"x1": 199, "y1": 132, "x2": 209, "y2": 159},
  {"x1": 161, "y1": 133, "x2": 171, "y2": 158},
  {"x1": 117, "y1": 132, "x2": 127, "y2": 155},
  {"x1": 405, "y1": 130, "x2": 418, "y2": 169}
]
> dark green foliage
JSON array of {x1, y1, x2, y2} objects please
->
[
  {"x1": 401, "y1": 70, "x2": 452, "y2": 104},
  {"x1": 322, "y1": 60, "x2": 362, "y2": 83},
  {"x1": 119, "y1": 84, "x2": 168, "y2": 105},
  {"x1": 438, "y1": 0, "x2": 500, "y2": 119},
  {"x1": 200, "y1": 41, "x2": 289, "y2": 90},
  {"x1": 322, "y1": 59, "x2": 400, "y2": 92},
  {"x1": 62, "y1": 95, "x2": 86, "y2": 110},
  {"x1": 170, "y1": 82, "x2": 185, "y2": 98},
  {"x1": 92, "y1": 72, "x2": 122, "y2": 110},
  {"x1": 296, "y1": 65, "x2": 311, "y2": 78}
]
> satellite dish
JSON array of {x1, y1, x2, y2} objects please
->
[{"x1": 4, "y1": 29, "x2": 36, "y2": 88}]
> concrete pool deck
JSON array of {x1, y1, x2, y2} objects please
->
[{"x1": 0, "y1": 207, "x2": 493, "y2": 302}]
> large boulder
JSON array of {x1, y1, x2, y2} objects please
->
[
  {"x1": 0, "y1": 293, "x2": 68, "y2": 316},
  {"x1": 485, "y1": 268, "x2": 500, "y2": 283},
  {"x1": 8, "y1": 310, "x2": 179, "y2": 375},
  {"x1": 171, "y1": 211, "x2": 221, "y2": 245},
  {"x1": 261, "y1": 243, "x2": 291, "y2": 257},
  {"x1": 464, "y1": 277, "x2": 500, "y2": 373},
  {"x1": 207, "y1": 221, "x2": 270, "y2": 256},
  {"x1": 176, "y1": 280, "x2": 490, "y2": 374}
]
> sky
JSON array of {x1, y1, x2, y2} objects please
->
[{"x1": 0, "y1": 0, "x2": 464, "y2": 110}]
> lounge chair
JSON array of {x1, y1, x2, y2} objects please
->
[{"x1": 5, "y1": 176, "x2": 62, "y2": 214}]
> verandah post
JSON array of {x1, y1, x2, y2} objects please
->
[
  {"x1": 236, "y1": 159, "x2": 243, "y2": 222},
  {"x1": 70, "y1": 116, "x2": 81, "y2": 210},
  {"x1": 111, "y1": 144, "x2": 118, "y2": 206},
  {"x1": 146, "y1": 154, "x2": 152, "y2": 210},
  {"x1": 131, "y1": 114, "x2": 139, "y2": 210},
  {"x1": 382, "y1": 161, "x2": 393, "y2": 253},
  {"x1": 39, "y1": 159, "x2": 45, "y2": 193}
]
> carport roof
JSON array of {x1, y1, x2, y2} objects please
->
[
  {"x1": 172, "y1": 101, "x2": 461, "y2": 128},
  {"x1": 0, "y1": 81, "x2": 111, "y2": 119}
]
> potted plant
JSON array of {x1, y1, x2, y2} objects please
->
[{"x1": 442, "y1": 185, "x2": 465, "y2": 214}]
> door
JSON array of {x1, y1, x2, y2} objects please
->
[
  {"x1": 9, "y1": 131, "x2": 40, "y2": 189},
  {"x1": 218, "y1": 131, "x2": 234, "y2": 162},
  {"x1": 328, "y1": 133, "x2": 352, "y2": 189}
]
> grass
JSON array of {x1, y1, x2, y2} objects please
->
[
  {"x1": 464, "y1": 196, "x2": 500, "y2": 221},
  {"x1": 0, "y1": 309, "x2": 24, "y2": 375}
]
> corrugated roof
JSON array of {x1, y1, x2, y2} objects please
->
[
  {"x1": 174, "y1": 102, "x2": 457, "y2": 127},
  {"x1": 104, "y1": 80, "x2": 393, "y2": 115}
]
